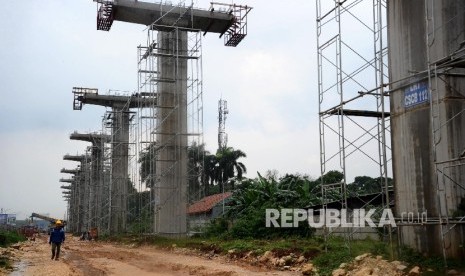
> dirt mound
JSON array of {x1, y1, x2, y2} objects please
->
[{"x1": 331, "y1": 253, "x2": 410, "y2": 276}]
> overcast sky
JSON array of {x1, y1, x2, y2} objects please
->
[{"x1": 0, "y1": 0, "x2": 375, "y2": 220}]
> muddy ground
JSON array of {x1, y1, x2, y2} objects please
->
[
  {"x1": 3, "y1": 235, "x2": 300, "y2": 276},
  {"x1": 4, "y1": 235, "x2": 463, "y2": 276}
]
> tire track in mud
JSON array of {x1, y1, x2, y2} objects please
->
[
  {"x1": 11, "y1": 235, "x2": 299, "y2": 276},
  {"x1": 64, "y1": 248, "x2": 106, "y2": 276}
]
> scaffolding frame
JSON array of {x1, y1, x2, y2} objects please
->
[
  {"x1": 60, "y1": 168, "x2": 78, "y2": 232},
  {"x1": 209, "y1": 2, "x2": 252, "y2": 47},
  {"x1": 134, "y1": 22, "x2": 204, "y2": 235},
  {"x1": 424, "y1": 0, "x2": 465, "y2": 264},
  {"x1": 316, "y1": 0, "x2": 392, "y2": 253},
  {"x1": 62, "y1": 154, "x2": 91, "y2": 233},
  {"x1": 66, "y1": 0, "x2": 250, "y2": 237},
  {"x1": 316, "y1": 0, "x2": 465, "y2": 263},
  {"x1": 99, "y1": 91, "x2": 136, "y2": 235},
  {"x1": 67, "y1": 131, "x2": 108, "y2": 235},
  {"x1": 133, "y1": 42, "x2": 159, "y2": 233},
  {"x1": 99, "y1": 123, "x2": 113, "y2": 234}
]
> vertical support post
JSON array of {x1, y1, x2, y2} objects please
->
[
  {"x1": 110, "y1": 108, "x2": 130, "y2": 234},
  {"x1": 154, "y1": 29, "x2": 188, "y2": 237}
]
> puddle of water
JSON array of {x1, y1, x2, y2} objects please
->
[{"x1": 9, "y1": 260, "x2": 29, "y2": 276}]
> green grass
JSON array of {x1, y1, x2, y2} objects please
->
[
  {"x1": 0, "y1": 230, "x2": 25, "y2": 248},
  {"x1": 99, "y1": 234, "x2": 464, "y2": 276},
  {"x1": 0, "y1": 256, "x2": 13, "y2": 270},
  {"x1": 312, "y1": 237, "x2": 390, "y2": 275},
  {"x1": 0, "y1": 230, "x2": 25, "y2": 270},
  {"x1": 396, "y1": 245, "x2": 465, "y2": 274}
]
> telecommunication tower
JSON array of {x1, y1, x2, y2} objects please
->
[{"x1": 218, "y1": 99, "x2": 228, "y2": 150}]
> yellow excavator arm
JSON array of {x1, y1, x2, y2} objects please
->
[{"x1": 31, "y1": 213, "x2": 67, "y2": 226}]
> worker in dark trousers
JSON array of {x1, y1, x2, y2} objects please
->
[{"x1": 49, "y1": 220, "x2": 65, "y2": 260}]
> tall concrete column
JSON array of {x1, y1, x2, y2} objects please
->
[
  {"x1": 110, "y1": 107, "x2": 130, "y2": 233},
  {"x1": 69, "y1": 180, "x2": 79, "y2": 234},
  {"x1": 154, "y1": 30, "x2": 188, "y2": 236},
  {"x1": 73, "y1": 90, "x2": 155, "y2": 234},
  {"x1": 60, "y1": 168, "x2": 79, "y2": 233},
  {"x1": 388, "y1": 0, "x2": 465, "y2": 258},
  {"x1": 79, "y1": 162, "x2": 90, "y2": 233},
  {"x1": 91, "y1": 0, "x2": 250, "y2": 237},
  {"x1": 60, "y1": 178, "x2": 76, "y2": 232},
  {"x1": 91, "y1": 145, "x2": 103, "y2": 229},
  {"x1": 70, "y1": 133, "x2": 108, "y2": 231},
  {"x1": 63, "y1": 155, "x2": 89, "y2": 234}
]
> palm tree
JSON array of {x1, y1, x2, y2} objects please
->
[
  {"x1": 203, "y1": 153, "x2": 218, "y2": 195},
  {"x1": 187, "y1": 143, "x2": 207, "y2": 200},
  {"x1": 216, "y1": 147, "x2": 247, "y2": 191}
]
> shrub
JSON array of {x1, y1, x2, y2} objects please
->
[{"x1": 0, "y1": 230, "x2": 25, "y2": 248}]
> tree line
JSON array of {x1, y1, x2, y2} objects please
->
[{"x1": 135, "y1": 143, "x2": 393, "y2": 236}]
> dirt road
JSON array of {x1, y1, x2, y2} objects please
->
[{"x1": 6, "y1": 235, "x2": 300, "y2": 276}]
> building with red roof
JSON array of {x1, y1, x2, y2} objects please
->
[{"x1": 188, "y1": 192, "x2": 232, "y2": 231}]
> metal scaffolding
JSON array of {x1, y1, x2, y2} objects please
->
[
  {"x1": 317, "y1": 0, "x2": 465, "y2": 263},
  {"x1": 99, "y1": 119, "x2": 113, "y2": 235},
  {"x1": 424, "y1": 0, "x2": 465, "y2": 263},
  {"x1": 62, "y1": 154, "x2": 91, "y2": 234},
  {"x1": 381, "y1": 0, "x2": 465, "y2": 263},
  {"x1": 64, "y1": 0, "x2": 250, "y2": 238},
  {"x1": 209, "y1": 2, "x2": 252, "y2": 47},
  {"x1": 99, "y1": 91, "x2": 136, "y2": 234},
  {"x1": 316, "y1": 0, "x2": 392, "y2": 252},
  {"x1": 69, "y1": 132, "x2": 108, "y2": 233},
  {"x1": 134, "y1": 22, "x2": 204, "y2": 236}
]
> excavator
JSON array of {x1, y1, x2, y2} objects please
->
[{"x1": 30, "y1": 213, "x2": 67, "y2": 234}]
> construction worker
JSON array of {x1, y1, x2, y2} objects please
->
[{"x1": 49, "y1": 220, "x2": 65, "y2": 260}]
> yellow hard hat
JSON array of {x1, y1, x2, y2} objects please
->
[{"x1": 56, "y1": 220, "x2": 62, "y2": 225}]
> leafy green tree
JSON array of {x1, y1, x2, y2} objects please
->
[
  {"x1": 188, "y1": 143, "x2": 206, "y2": 200},
  {"x1": 221, "y1": 173, "x2": 314, "y2": 238},
  {"x1": 279, "y1": 173, "x2": 319, "y2": 207},
  {"x1": 306, "y1": 170, "x2": 344, "y2": 202},
  {"x1": 348, "y1": 176, "x2": 374, "y2": 194},
  {"x1": 127, "y1": 190, "x2": 152, "y2": 233},
  {"x1": 126, "y1": 178, "x2": 152, "y2": 233},
  {"x1": 139, "y1": 142, "x2": 216, "y2": 199},
  {"x1": 347, "y1": 176, "x2": 393, "y2": 195},
  {"x1": 318, "y1": 170, "x2": 344, "y2": 184},
  {"x1": 216, "y1": 147, "x2": 247, "y2": 192}
]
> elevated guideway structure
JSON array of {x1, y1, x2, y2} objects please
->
[
  {"x1": 72, "y1": 88, "x2": 156, "y2": 234},
  {"x1": 63, "y1": 154, "x2": 89, "y2": 233},
  {"x1": 69, "y1": 132, "x2": 110, "y2": 232},
  {"x1": 91, "y1": 0, "x2": 251, "y2": 236},
  {"x1": 60, "y1": 168, "x2": 79, "y2": 232}
]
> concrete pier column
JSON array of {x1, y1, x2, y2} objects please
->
[
  {"x1": 388, "y1": 0, "x2": 465, "y2": 258},
  {"x1": 76, "y1": 171, "x2": 85, "y2": 233},
  {"x1": 110, "y1": 108, "x2": 130, "y2": 234},
  {"x1": 70, "y1": 133, "x2": 108, "y2": 230},
  {"x1": 154, "y1": 29, "x2": 188, "y2": 236},
  {"x1": 90, "y1": 146, "x2": 102, "y2": 229},
  {"x1": 63, "y1": 155, "x2": 89, "y2": 234}
]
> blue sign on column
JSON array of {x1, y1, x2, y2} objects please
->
[{"x1": 404, "y1": 81, "x2": 429, "y2": 108}]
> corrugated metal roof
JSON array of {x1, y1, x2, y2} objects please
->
[{"x1": 187, "y1": 192, "x2": 232, "y2": 215}]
